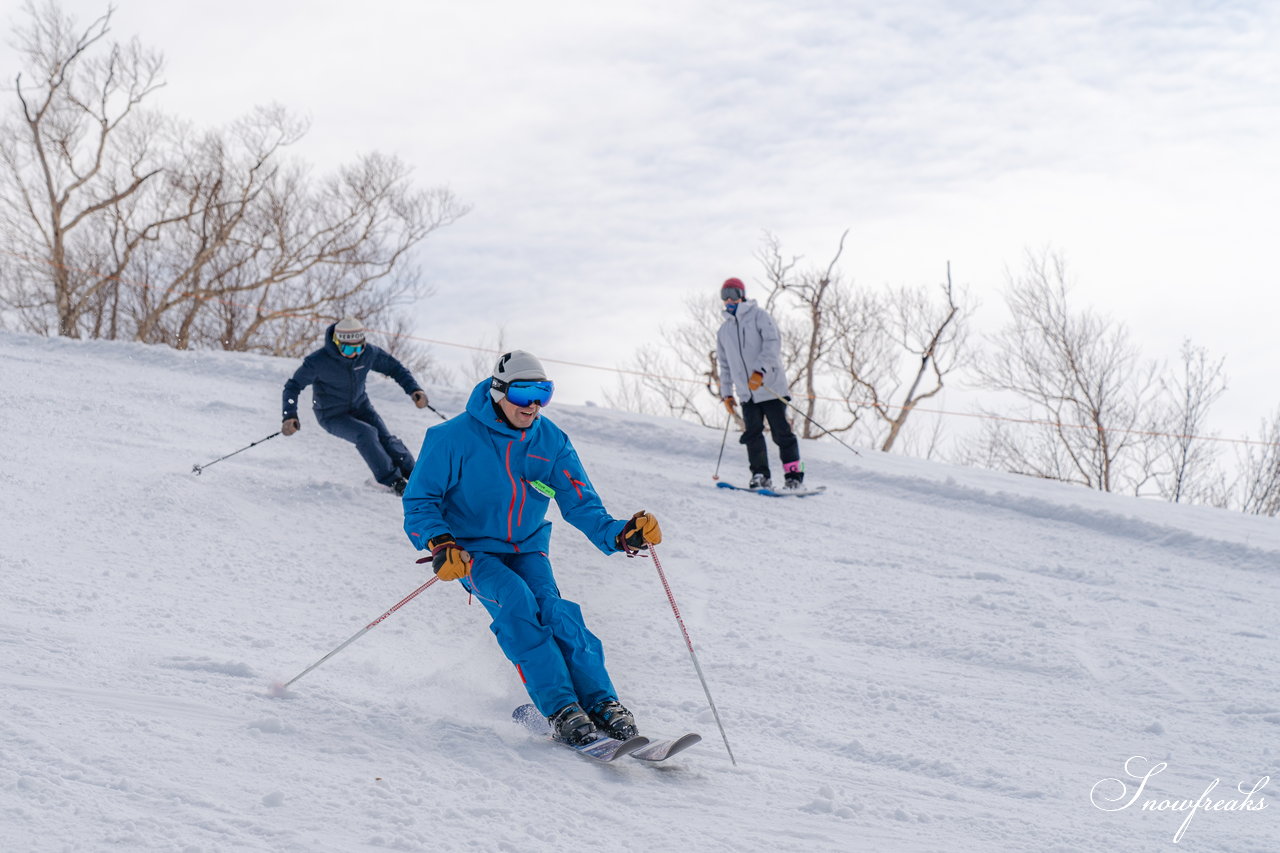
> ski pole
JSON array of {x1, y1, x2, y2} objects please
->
[
  {"x1": 712, "y1": 415, "x2": 732, "y2": 480},
  {"x1": 648, "y1": 545, "x2": 737, "y2": 766},
  {"x1": 761, "y1": 381, "x2": 862, "y2": 457},
  {"x1": 192, "y1": 431, "x2": 281, "y2": 475},
  {"x1": 426, "y1": 403, "x2": 448, "y2": 421},
  {"x1": 272, "y1": 576, "x2": 439, "y2": 695}
]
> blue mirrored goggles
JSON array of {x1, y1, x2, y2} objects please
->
[
  {"x1": 503, "y1": 380, "x2": 554, "y2": 408},
  {"x1": 333, "y1": 332, "x2": 365, "y2": 356}
]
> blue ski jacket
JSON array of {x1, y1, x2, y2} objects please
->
[
  {"x1": 402, "y1": 379, "x2": 628, "y2": 556},
  {"x1": 282, "y1": 323, "x2": 422, "y2": 422}
]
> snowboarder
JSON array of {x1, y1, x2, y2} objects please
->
[
  {"x1": 281, "y1": 317, "x2": 429, "y2": 495},
  {"x1": 715, "y1": 277, "x2": 805, "y2": 490},
  {"x1": 401, "y1": 350, "x2": 662, "y2": 746}
]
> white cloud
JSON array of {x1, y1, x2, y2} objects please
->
[{"x1": 6, "y1": 0, "x2": 1279, "y2": 434}]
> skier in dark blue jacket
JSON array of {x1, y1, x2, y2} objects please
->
[
  {"x1": 281, "y1": 318, "x2": 429, "y2": 495},
  {"x1": 402, "y1": 350, "x2": 663, "y2": 745}
]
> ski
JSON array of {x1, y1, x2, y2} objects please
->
[
  {"x1": 715, "y1": 481, "x2": 827, "y2": 498},
  {"x1": 511, "y1": 703, "x2": 650, "y2": 763},
  {"x1": 629, "y1": 732, "x2": 702, "y2": 762}
]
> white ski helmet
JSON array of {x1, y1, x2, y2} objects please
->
[{"x1": 490, "y1": 350, "x2": 547, "y2": 402}]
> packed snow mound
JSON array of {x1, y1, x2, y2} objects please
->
[{"x1": 2, "y1": 330, "x2": 1277, "y2": 852}]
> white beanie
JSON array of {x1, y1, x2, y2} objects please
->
[{"x1": 333, "y1": 317, "x2": 365, "y2": 343}]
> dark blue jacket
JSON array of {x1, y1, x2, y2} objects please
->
[
  {"x1": 402, "y1": 379, "x2": 627, "y2": 556},
  {"x1": 282, "y1": 323, "x2": 422, "y2": 422}
]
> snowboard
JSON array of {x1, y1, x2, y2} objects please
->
[
  {"x1": 511, "y1": 703, "x2": 649, "y2": 762},
  {"x1": 512, "y1": 704, "x2": 700, "y2": 763},
  {"x1": 715, "y1": 481, "x2": 827, "y2": 498}
]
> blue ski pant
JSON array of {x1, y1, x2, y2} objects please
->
[
  {"x1": 317, "y1": 402, "x2": 413, "y2": 485},
  {"x1": 461, "y1": 551, "x2": 616, "y2": 718}
]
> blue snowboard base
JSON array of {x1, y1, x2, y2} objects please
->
[{"x1": 715, "y1": 481, "x2": 826, "y2": 498}]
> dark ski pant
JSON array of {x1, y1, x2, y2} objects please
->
[
  {"x1": 317, "y1": 402, "x2": 414, "y2": 485},
  {"x1": 461, "y1": 551, "x2": 616, "y2": 718},
  {"x1": 741, "y1": 397, "x2": 800, "y2": 478}
]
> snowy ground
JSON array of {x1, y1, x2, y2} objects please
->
[{"x1": 1, "y1": 330, "x2": 1277, "y2": 853}]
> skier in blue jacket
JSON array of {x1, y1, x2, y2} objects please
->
[
  {"x1": 281, "y1": 318, "x2": 429, "y2": 495},
  {"x1": 402, "y1": 350, "x2": 662, "y2": 745}
]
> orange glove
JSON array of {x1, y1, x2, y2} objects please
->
[
  {"x1": 419, "y1": 534, "x2": 472, "y2": 581},
  {"x1": 282, "y1": 418, "x2": 301, "y2": 436},
  {"x1": 617, "y1": 511, "x2": 662, "y2": 551},
  {"x1": 411, "y1": 390, "x2": 428, "y2": 409},
  {"x1": 748, "y1": 372, "x2": 764, "y2": 391},
  {"x1": 723, "y1": 397, "x2": 736, "y2": 413}
]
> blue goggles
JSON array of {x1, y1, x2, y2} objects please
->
[
  {"x1": 502, "y1": 380, "x2": 554, "y2": 408},
  {"x1": 333, "y1": 332, "x2": 365, "y2": 357}
]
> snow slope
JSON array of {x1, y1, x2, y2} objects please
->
[{"x1": 1, "y1": 330, "x2": 1277, "y2": 853}]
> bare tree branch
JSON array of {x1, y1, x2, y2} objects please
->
[{"x1": 970, "y1": 249, "x2": 1161, "y2": 492}]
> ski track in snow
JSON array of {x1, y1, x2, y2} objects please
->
[{"x1": 1, "y1": 330, "x2": 1277, "y2": 852}]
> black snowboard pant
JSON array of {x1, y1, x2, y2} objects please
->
[{"x1": 740, "y1": 398, "x2": 800, "y2": 478}]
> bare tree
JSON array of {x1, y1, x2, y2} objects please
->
[
  {"x1": 1235, "y1": 409, "x2": 1280, "y2": 516},
  {"x1": 973, "y1": 250, "x2": 1161, "y2": 492},
  {"x1": 1, "y1": 3, "x2": 467, "y2": 356},
  {"x1": 834, "y1": 262, "x2": 970, "y2": 452},
  {"x1": 372, "y1": 311, "x2": 445, "y2": 383},
  {"x1": 461, "y1": 327, "x2": 507, "y2": 383},
  {"x1": 120, "y1": 106, "x2": 304, "y2": 349},
  {"x1": 65, "y1": 110, "x2": 466, "y2": 357},
  {"x1": 144, "y1": 146, "x2": 465, "y2": 355},
  {"x1": 0, "y1": 1, "x2": 166, "y2": 337},
  {"x1": 604, "y1": 293, "x2": 725, "y2": 427},
  {"x1": 609, "y1": 231, "x2": 961, "y2": 459},
  {"x1": 755, "y1": 230, "x2": 851, "y2": 438},
  {"x1": 1147, "y1": 340, "x2": 1227, "y2": 503}
]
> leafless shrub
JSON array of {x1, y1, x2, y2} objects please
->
[
  {"x1": 1146, "y1": 340, "x2": 1227, "y2": 503},
  {"x1": 970, "y1": 250, "x2": 1161, "y2": 492},
  {"x1": 604, "y1": 293, "x2": 724, "y2": 427},
  {"x1": 755, "y1": 230, "x2": 852, "y2": 439},
  {"x1": 1234, "y1": 409, "x2": 1280, "y2": 516},
  {"x1": 0, "y1": 1, "x2": 165, "y2": 337},
  {"x1": 0, "y1": 3, "x2": 466, "y2": 355},
  {"x1": 834, "y1": 263, "x2": 970, "y2": 451}
]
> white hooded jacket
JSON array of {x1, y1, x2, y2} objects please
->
[{"x1": 715, "y1": 299, "x2": 792, "y2": 403}]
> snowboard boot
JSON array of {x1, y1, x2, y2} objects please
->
[
  {"x1": 587, "y1": 699, "x2": 639, "y2": 741},
  {"x1": 748, "y1": 472, "x2": 772, "y2": 490},
  {"x1": 391, "y1": 477, "x2": 409, "y2": 496},
  {"x1": 548, "y1": 703, "x2": 599, "y2": 746},
  {"x1": 783, "y1": 472, "x2": 805, "y2": 490}
]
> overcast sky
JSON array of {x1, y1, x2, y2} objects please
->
[{"x1": 7, "y1": 0, "x2": 1280, "y2": 439}]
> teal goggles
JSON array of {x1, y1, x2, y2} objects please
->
[
  {"x1": 499, "y1": 379, "x2": 554, "y2": 407},
  {"x1": 333, "y1": 332, "x2": 365, "y2": 357}
]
